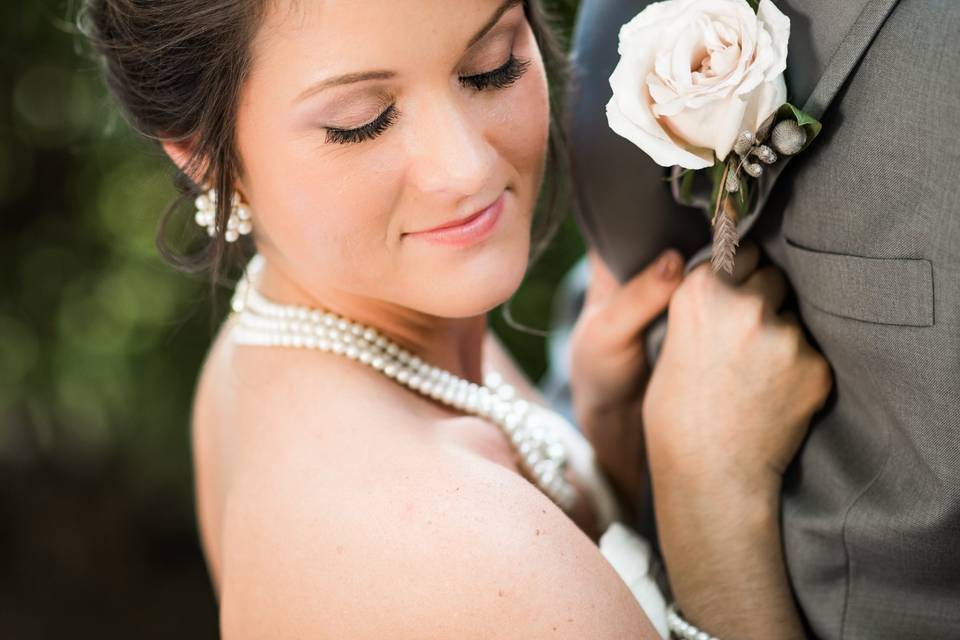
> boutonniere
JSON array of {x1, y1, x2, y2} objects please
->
[{"x1": 605, "y1": 0, "x2": 822, "y2": 274}]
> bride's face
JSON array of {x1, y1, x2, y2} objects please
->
[{"x1": 235, "y1": 0, "x2": 550, "y2": 317}]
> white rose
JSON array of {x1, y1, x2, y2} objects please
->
[{"x1": 606, "y1": 0, "x2": 790, "y2": 170}]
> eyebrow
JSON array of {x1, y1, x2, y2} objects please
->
[
  {"x1": 467, "y1": 0, "x2": 524, "y2": 48},
  {"x1": 293, "y1": 0, "x2": 524, "y2": 104}
]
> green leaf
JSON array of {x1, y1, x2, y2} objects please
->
[
  {"x1": 707, "y1": 161, "x2": 726, "y2": 216},
  {"x1": 775, "y1": 102, "x2": 823, "y2": 152},
  {"x1": 679, "y1": 168, "x2": 696, "y2": 204},
  {"x1": 734, "y1": 171, "x2": 752, "y2": 216}
]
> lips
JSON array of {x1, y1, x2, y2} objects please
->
[
  {"x1": 409, "y1": 193, "x2": 502, "y2": 234},
  {"x1": 403, "y1": 191, "x2": 506, "y2": 247},
  {"x1": 418, "y1": 209, "x2": 487, "y2": 233}
]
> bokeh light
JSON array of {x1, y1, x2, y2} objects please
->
[{"x1": 0, "y1": 1, "x2": 584, "y2": 637}]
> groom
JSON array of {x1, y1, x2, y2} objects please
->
[{"x1": 563, "y1": 0, "x2": 960, "y2": 638}]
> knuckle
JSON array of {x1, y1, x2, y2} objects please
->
[
  {"x1": 810, "y1": 356, "x2": 834, "y2": 393},
  {"x1": 767, "y1": 323, "x2": 803, "y2": 366},
  {"x1": 784, "y1": 326, "x2": 807, "y2": 360},
  {"x1": 677, "y1": 267, "x2": 713, "y2": 304},
  {"x1": 669, "y1": 281, "x2": 695, "y2": 313},
  {"x1": 790, "y1": 350, "x2": 833, "y2": 412},
  {"x1": 781, "y1": 321, "x2": 804, "y2": 345},
  {"x1": 686, "y1": 264, "x2": 711, "y2": 289},
  {"x1": 737, "y1": 294, "x2": 767, "y2": 327}
]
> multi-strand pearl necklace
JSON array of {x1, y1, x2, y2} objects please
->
[{"x1": 228, "y1": 254, "x2": 576, "y2": 513}]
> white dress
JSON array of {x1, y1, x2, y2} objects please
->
[{"x1": 525, "y1": 402, "x2": 670, "y2": 638}]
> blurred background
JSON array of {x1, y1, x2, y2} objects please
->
[{"x1": 1, "y1": 0, "x2": 584, "y2": 636}]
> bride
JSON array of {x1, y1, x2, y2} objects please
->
[{"x1": 82, "y1": 0, "x2": 831, "y2": 637}]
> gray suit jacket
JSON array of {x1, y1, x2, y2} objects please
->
[{"x1": 565, "y1": 1, "x2": 960, "y2": 638}]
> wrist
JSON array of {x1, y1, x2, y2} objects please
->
[
  {"x1": 653, "y1": 473, "x2": 802, "y2": 639},
  {"x1": 650, "y1": 455, "x2": 781, "y2": 551},
  {"x1": 576, "y1": 401, "x2": 648, "y2": 515},
  {"x1": 647, "y1": 426, "x2": 783, "y2": 508},
  {"x1": 573, "y1": 389, "x2": 637, "y2": 427}
]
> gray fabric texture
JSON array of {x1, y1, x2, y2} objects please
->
[{"x1": 564, "y1": 0, "x2": 960, "y2": 638}]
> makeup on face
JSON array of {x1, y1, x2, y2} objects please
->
[
  {"x1": 235, "y1": 0, "x2": 549, "y2": 318},
  {"x1": 291, "y1": 0, "x2": 529, "y2": 146},
  {"x1": 402, "y1": 190, "x2": 506, "y2": 247}
]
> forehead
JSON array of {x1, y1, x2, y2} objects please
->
[{"x1": 252, "y1": 0, "x2": 512, "y2": 72}]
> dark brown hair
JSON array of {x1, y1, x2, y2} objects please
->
[{"x1": 79, "y1": 0, "x2": 569, "y2": 294}]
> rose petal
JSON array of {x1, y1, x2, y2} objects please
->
[
  {"x1": 669, "y1": 19, "x2": 706, "y2": 91},
  {"x1": 649, "y1": 76, "x2": 687, "y2": 117},
  {"x1": 663, "y1": 92, "x2": 750, "y2": 161},
  {"x1": 607, "y1": 0, "x2": 790, "y2": 168},
  {"x1": 758, "y1": 0, "x2": 790, "y2": 79},
  {"x1": 606, "y1": 93, "x2": 714, "y2": 169},
  {"x1": 743, "y1": 73, "x2": 787, "y2": 135}
]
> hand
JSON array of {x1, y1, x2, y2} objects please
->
[
  {"x1": 642, "y1": 245, "x2": 833, "y2": 497},
  {"x1": 569, "y1": 248, "x2": 684, "y2": 507},
  {"x1": 640, "y1": 246, "x2": 831, "y2": 639}
]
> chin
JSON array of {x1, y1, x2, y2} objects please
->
[
  {"x1": 405, "y1": 231, "x2": 531, "y2": 319},
  {"x1": 396, "y1": 190, "x2": 535, "y2": 318}
]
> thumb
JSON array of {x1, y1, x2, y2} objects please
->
[{"x1": 605, "y1": 249, "x2": 684, "y2": 342}]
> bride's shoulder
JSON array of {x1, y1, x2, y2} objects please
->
[
  {"x1": 191, "y1": 314, "x2": 434, "y2": 579},
  {"x1": 193, "y1": 314, "x2": 428, "y2": 450},
  {"x1": 196, "y1": 328, "x2": 652, "y2": 638},
  {"x1": 216, "y1": 416, "x2": 651, "y2": 639}
]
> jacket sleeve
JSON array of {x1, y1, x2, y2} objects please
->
[{"x1": 565, "y1": 0, "x2": 711, "y2": 284}]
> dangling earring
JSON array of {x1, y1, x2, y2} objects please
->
[{"x1": 194, "y1": 188, "x2": 253, "y2": 243}]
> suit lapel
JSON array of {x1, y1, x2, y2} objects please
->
[{"x1": 683, "y1": 0, "x2": 903, "y2": 270}]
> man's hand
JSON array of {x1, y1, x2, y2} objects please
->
[{"x1": 569, "y1": 248, "x2": 684, "y2": 508}]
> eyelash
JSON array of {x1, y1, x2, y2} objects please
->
[
  {"x1": 326, "y1": 103, "x2": 400, "y2": 145},
  {"x1": 459, "y1": 54, "x2": 532, "y2": 92},
  {"x1": 325, "y1": 55, "x2": 531, "y2": 146}
]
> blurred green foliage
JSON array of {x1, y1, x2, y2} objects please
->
[
  {"x1": 2, "y1": 5, "x2": 203, "y2": 505},
  {"x1": 2, "y1": 1, "x2": 586, "y2": 636},
  {"x1": 1, "y1": 0, "x2": 584, "y2": 496}
]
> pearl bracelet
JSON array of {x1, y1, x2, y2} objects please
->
[{"x1": 666, "y1": 602, "x2": 721, "y2": 640}]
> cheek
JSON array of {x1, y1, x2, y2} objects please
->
[
  {"x1": 237, "y1": 107, "x2": 403, "y2": 287},
  {"x1": 491, "y1": 61, "x2": 551, "y2": 201},
  {"x1": 283, "y1": 167, "x2": 399, "y2": 289}
]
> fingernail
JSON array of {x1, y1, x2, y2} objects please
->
[{"x1": 657, "y1": 250, "x2": 682, "y2": 279}]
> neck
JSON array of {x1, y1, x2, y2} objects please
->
[{"x1": 251, "y1": 253, "x2": 489, "y2": 385}]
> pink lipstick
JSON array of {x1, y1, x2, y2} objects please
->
[{"x1": 404, "y1": 192, "x2": 506, "y2": 247}]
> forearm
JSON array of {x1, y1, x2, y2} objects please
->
[
  {"x1": 652, "y1": 468, "x2": 805, "y2": 639},
  {"x1": 575, "y1": 398, "x2": 648, "y2": 525}
]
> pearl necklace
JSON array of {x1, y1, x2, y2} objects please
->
[{"x1": 227, "y1": 254, "x2": 576, "y2": 513}]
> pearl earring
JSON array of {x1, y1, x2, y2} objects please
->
[{"x1": 194, "y1": 188, "x2": 253, "y2": 243}]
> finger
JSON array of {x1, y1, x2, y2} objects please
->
[
  {"x1": 739, "y1": 265, "x2": 789, "y2": 312},
  {"x1": 716, "y1": 240, "x2": 761, "y2": 286},
  {"x1": 605, "y1": 249, "x2": 684, "y2": 340},
  {"x1": 773, "y1": 310, "x2": 818, "y2": 355},
  {"x1": 584, "y1": 249, "x2": 622, "y2": 307}
]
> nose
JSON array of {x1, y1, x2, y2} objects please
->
[{"x1": 405, "y1": 96, "x2": 498, "y2": 198}]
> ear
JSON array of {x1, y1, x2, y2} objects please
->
[
  {"x1": 160, "y1": 140, "x2": 252, "y2": 202},
  {"x1": 161, "y1": 139, "x2": 206, "y2": 187}
]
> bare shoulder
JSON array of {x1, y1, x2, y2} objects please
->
[
  {"x1": 195, "y1": 325, "x2": 657, "y2": 638},
  {"x1": 190, "y1": 314, "x2": 431, "y2": 592},
  {"x1": 218, "y1": 422, "x2": 656, "y2": 640},
  {"x1": 197, "y1": 329, "x2": 653, "y2": 639}
]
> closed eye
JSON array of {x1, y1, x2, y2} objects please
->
[
  {"x1": 325, "y1": 103, "x2": 400, "y2": 145},
  {"x1": 323, "y1": 55, "x2": 529, "y2": 145},
  {"x1": 459, "y1": 55, "x2": 531, "y2": 91}
]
